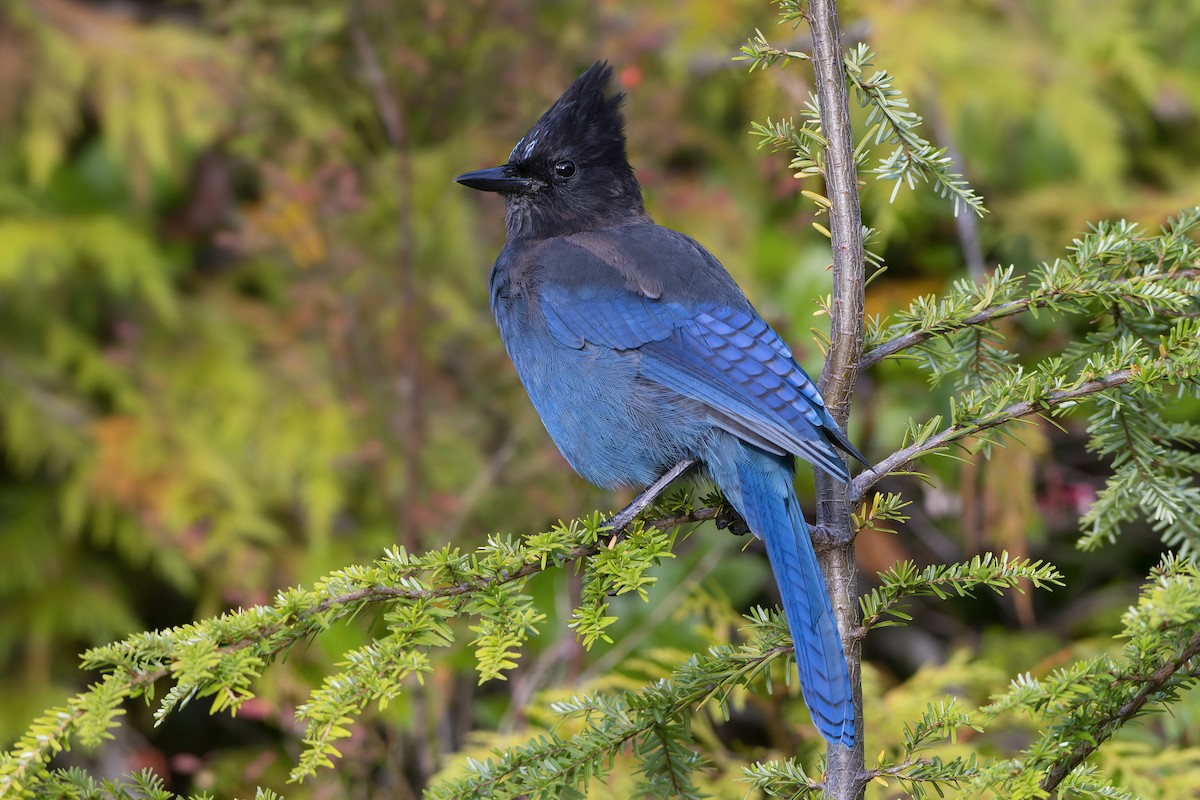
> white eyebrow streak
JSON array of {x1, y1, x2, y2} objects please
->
[{"x1": 521, "y1": 135, "x2": 540, "y2": 159}]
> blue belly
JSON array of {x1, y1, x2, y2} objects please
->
[{"x1": 500, "y1": 320, "x2": 707, "y2": 490}]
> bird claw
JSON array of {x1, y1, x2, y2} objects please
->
[{"x1": 714, "y1": 506, "x2": 751, "y2": 537}]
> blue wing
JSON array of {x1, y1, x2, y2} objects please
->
[{"x1": 536, "y1": 234, "x2": 863, "y2": 480}]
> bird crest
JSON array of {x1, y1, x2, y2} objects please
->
[{"x1": 508, "y1": 61, "x2": 629, "y2": 168}]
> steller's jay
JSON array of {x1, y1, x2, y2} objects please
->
[{"x1": 456, "y1": 62, "x2": 866, "y2": 748}]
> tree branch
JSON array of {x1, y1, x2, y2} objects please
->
[
  {"x1": 449, "y1": 642, "x2": 794, "y2": 799},
  {"x1": 1041, "y1": 626, "x2": 1200, "y2": 796},
  {"x1": 15, "y1": 459, "x2": 711, "y2": 787},
  {"x1": 99, "y1": 460, "x2": 709, "y2": 696},
  {"x1": 848, "y1": 368, "x2": 1133, "y2": 505},
  {"x1": 860, "y1": 269, "x2": 1199, "y2": 371}
]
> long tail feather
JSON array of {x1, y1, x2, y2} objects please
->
[{"x1": 707, "y1": 437, "x2": 856, "y2": 747}]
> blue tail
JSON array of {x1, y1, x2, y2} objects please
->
[{"x1": 705, "y1": 435, "x2": 856, "y2": 748}]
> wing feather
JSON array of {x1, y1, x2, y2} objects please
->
[{"x1": 535, "y1": 233, "x2": 863, "y2": 478}]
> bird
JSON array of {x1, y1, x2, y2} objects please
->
[{"x1": 456, "y1": 61, "x2": 866, "y2": 748}]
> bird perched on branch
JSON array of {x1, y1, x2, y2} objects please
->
[{"x1": 456, "y1": 61, "x2": 866, "y2": 748}]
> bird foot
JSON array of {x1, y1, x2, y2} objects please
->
[{"x1": 714, "y1": 505, "x2": 751, "y2": 537}]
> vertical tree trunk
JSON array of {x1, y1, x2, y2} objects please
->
[
  {"x1": 807, "y1": 1, "x2": 867, "y2": 797},
  {"x1": 349, "y1": 0, "x2": 424, "y2": 553}
]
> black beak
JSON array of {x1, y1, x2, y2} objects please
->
[{"x1": 454, "y1": 164, "x2": 536, "y2": 194}]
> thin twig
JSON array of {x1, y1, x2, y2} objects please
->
[
  {"x1": 101, "y1": 462, "x2": 712, "y2": 696},
  {"x1": 849, "y1": 368, "x2": 1133, "y2": 505},
  {"x1": 1041, "y1": 627, "x2": 1200, "y2": 796},
  {"x1": 860, "y1": 268, "x2": 1199, "y2": 370}
]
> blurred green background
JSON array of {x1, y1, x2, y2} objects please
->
[{"x1": 2, "y1": 0, "x2": 1198, "y2": 796}]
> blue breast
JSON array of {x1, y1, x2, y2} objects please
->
[{"x1": 494, "y1": 294, "x2": 706, "y2": 490}]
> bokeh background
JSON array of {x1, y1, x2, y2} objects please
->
[{"x1": 2, "y1": 0, "x2": 1198, "y2": 796}]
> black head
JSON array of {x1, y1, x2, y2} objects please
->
[{"x1": 456, "y1": 61, "x2": 649, "y2": 240}]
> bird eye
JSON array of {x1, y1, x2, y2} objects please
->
[{"x1": 554, "y1": 160, "x2": 577, "y2": 179}]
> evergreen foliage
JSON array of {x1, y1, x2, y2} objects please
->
[
  {"x1": 741, "y1": 39, "x2": 987, "y2": 217},
  {"x1": 2, "y1": 1, "x2": 1199, "y2": 799}
]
